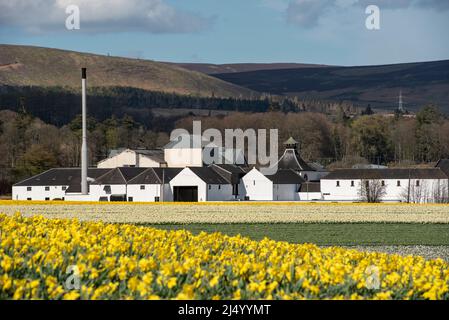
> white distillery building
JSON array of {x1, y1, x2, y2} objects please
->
[
  {"x1": 97, "y1": 149, "x2": 166, "y2": 168},
  {"x1": 321, "y1": 168, "x2": 449, "y2": 203}
]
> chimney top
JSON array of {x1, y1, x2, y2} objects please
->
[{"x1": 82, "y1": 68, "x2": 87, "y2": 79}]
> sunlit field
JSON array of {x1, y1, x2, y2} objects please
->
[
  {"x1": 1, "y1": 214, "x2": 448, "y2": 300},
  {"x1": 1, "y1": 201, "x2": 448, "y2": 224}
]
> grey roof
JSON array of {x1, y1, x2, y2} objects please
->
[
  {"x1": 164, "y1": 134, "x2": 209, "y2": 149},
  {"x1": 266, "y1": 169, "x2": 305, "y2": 184},
  {"x1": 189, "y1": 167, "x2": 230, "y2": 184},
  {"x1": 93, "y1": 167, "x2": 147, "y2": 185},
  {"x1": 298, "y1": 182, "x2": 321, "y2": 193},
  {"x1": 209, "y1": 164, "x2": 247, "y2": 184},
  {"x1": 436, "y1": 159, "x2": 449, "y2": 177},
  {"x1": 275, "y1": 149, "x2": 315, "y2": 171},
  {"x1": 308, "y1": 162, "x2": 328, "y2": 172},
  {"x1": 134, "y1": 149, "x2": 165, "y2": 163},
  {"x1": 14, "y1": 168, "x2": 110, "y2": 187},
  {"x1": 323, "y1": 168, "x2": 448, "y2": 180},
  {"x1": 128, "y1": 168, "x2": 182, "y2": 185}
]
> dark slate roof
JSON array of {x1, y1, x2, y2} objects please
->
[
  {"x1": 298, "y1": 182, "x2": 321, "y2": 193},
  {"x1": 323, "y1": 168, "x2": 448, "y2": 180},
  {"x1": 436, "y1": 159, "x2": 449, "y2": 177},
  {"x1": 93, "y1": 167, "x2": 146, "y2": 185},
  {"x1": 14, "y1": 168, "x2": 110, "y2": 187},
  {"x1": 209, "y1": 164, "x2": 247, "y2": 184},
  {"x1": 275, "y1": 149, "x2": 315, "y2": 171},
  {"x1": 189, "y1": 167, "x2": 230, "y2": 184},
  {"x1": 266, "y1": 169, "x2": 305, "y2": 184},
  {"x1": 164, "y1": 134, "x2": 209, "y2": 149},
  {"x1": 128, "y1": 168, "x2": 182, "y2": 185}
]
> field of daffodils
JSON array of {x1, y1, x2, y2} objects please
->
[
  {"x1": 0, "y1": 201, "x2": 448, "y2": 224},
  {"x1": 1, "y1": 214, "x2": 448, "y2": 300}
]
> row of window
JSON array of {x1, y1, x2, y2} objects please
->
[
  {"x1": 27, "y1": 186, "x2": 67, "y2": 191},
  {"x1": 336, "y1": 180, "x2": 421, "y2": 187}
]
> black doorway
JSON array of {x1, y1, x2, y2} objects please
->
[{"x1": 174, "y1": 186, "x2": 198, "y2": 202}]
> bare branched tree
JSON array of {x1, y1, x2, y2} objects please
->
[{"x1": 358, "y1": 179, "x2": 387, "y2": 203}]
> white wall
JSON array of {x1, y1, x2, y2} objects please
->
[
  {"x1": 12, "y1": 185, "x2": 68, "y2": 201},
  {"x1": 273, "y1": 184, "x2": 300, "y2": 201},
  {"x1": 127, "y1": 184, "x2": 161, "y2": 202},
  {"x1": 89, "y1": 184, "x2": 127, "y2": 201},
  {"x1": 241, "y1": 168, "x2": 273, "y2": 201},
  {"x1": 97, "y1": 150, "x2": 136, "y2": 168},
  {"x1": 298, "y1": 192, "x2": 323, "y2": 201},
  {"x1": 165, "y1": 148, "x2": 203, "y2": 168},
  {"x1": 321, "y1": 178, "x2": 448, "y2": 202},
  {"x1": 206, "y1": 184, "x2": 235, "y2": 201}
]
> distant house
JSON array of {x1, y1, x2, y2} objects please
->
[
  {"x1": 267, "y1": 169, "x2": 305, "y2": 201},
  {"x1": 241, "y1": 168, "x2": 273, "y2": 201},
  {"x1": 321, "y1": 168, "x2": 448, "y2": 202},
  {"x1": 97, "y1": 149, "x2": 166, "y2": 168},
  {"x1": 169, "y1": 167, "x2": 234, "y2": 202},
  {"x1": 164, "y1": 134, "x2": 246, "y2": 168},
  {"x1": 12, "y1": 168, "x2": 109, "y2": 201},
  {"x1": 127, "y1": 168, "x2": 182, "y2": 202},
  {"x1": 89, "y1": 167, "x2": 148, "y2": 201}
]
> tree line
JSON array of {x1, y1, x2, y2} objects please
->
[{"x1": 1, "y1": 104, "x2": 448, "y2": 195}]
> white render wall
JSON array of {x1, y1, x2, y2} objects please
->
[
  {"x1": 273, "y1": 184, "x2": 300, "y2": 201},
  {"x1": 12, "y1": 185, "x2": 68, "y2": 201},
  {"x1": 241, "y1": 168, "x2": 273, "y2": 201},
  {"x1": 298, "y1": 192, "x2": 323, "y2": 201},
  {"x1": 207, "y1": 184, "x2": 235, "y2": 201},
  {"x1": 127, "y1": 184, "x2": 161, "y2": 202},
  {"x1": 97, "y1": 150, "x2": 160, "y2": 168},
  {"x1": 321, "y1": 178, "x2": 448, "y2": 202},
  {"x1": 89, "y1": 184, "x2": 127, "y2": 201},
  {"x1": 165, "y1": 148, "x2": 203, "y2": 168}
]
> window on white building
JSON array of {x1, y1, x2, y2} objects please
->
[
  {"x1": 218, "y1": 185, "x2": 221, "y2": 190},
  {"x1": 155, "y1": 196, "x2": 160, "y2": 202},
  {"x1": 416, "y1": 180, "x2": 420, "y2": 187},
  {"x1": 397, "y1": 181, "x2": 401, "y2": 187},
  {"x1": 62, "y1": 186, "x2": 67, "y2": 191},
  {"x1": 140, "y1": 185, "x2": 145, "y2": 190},
  {"x1": 351, "y1": 181, "x2": 355, "y2": 187},
  {"x1": 45, "y1": 197, "x2": 50, "y2": 201},
  {"x1": 208, "y1": 185, "x2": 211, "y2": 190},
  {"x1": 336, "y1": 181, "x2": 340, "y2": 187},
  {"x1": 27, "y1": 187, "x2": 32, "y2": 191},
  {"x1": 381, "y1": 181, "x2": 385, "y2": 187},
  {"x1": 45, "y1": 186, "x2": 50, "y2": 191},
  {"x1": 128, "y1": 197, "x2": 133, "y2": 202},
  {"x1": 27, "y1": 198, "x2": 32, "y2": 201},
  {"x1": 104, "y1": 185, "x2": 112, "y2": 194}
]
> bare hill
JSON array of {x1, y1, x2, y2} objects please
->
[
  {"x1": 0, "y1": 44, "x2": 254, "y2": 98},
  {"x1": 169, "y1": 62, "x2": 330, "y2": 74},
  {"x1": 213, "y1": 60, "x2": 449, "y2": 112}
]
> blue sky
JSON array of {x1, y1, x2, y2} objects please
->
[{"x1": 0, "y1": 0, "x2": 448, "y2": 66}]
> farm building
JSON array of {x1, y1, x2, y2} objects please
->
[
  {"x1": 97, "y1": 149, "x2": 166, "y2": 168},
  {"x1": 321, "y1": 168, "x2": 449, "y2": 203}
]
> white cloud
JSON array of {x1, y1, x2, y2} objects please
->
[
  {"x1": 0, "y1": 0, "x2": 212, "y2": 34},
  {"x1": 286, "y1": 0, "x2": 449, "y2": 28}
]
